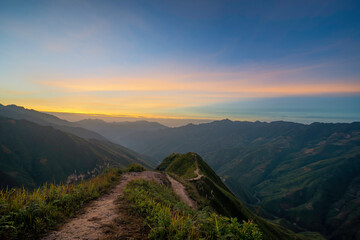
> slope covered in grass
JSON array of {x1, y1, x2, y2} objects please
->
[
  {"x1": 124, "y1": 178, "x2": 263, "y2": 240},
  {"x1": 157, "y1": 152, "x2": 325, "y2": 240},
  {"x1": 0, "y1": 117, "x2": 151, "y2": 188}
]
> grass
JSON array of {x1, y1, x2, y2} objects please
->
[
  {"x1": 123, "y1": 179, "x2": 263, "y2": 240},
  {"x1": 156, "y1": 153, "x2": 197, "y2": 179},
  {"x1": 0, "y1": 168, "x2": 121, "y2": 239}
]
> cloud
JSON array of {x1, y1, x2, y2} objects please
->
[
  {"x1": 17, "y1": 60, "x2": 356, "y2": 118},
  {"x1": 35, "y1": 61, "x2": 360, "y2": 97}
]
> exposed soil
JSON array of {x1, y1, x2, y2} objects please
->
[
  {"x1": 102, "y1": 193, "x2": 149, "y2": 240},
  {"x1": 166, "y1": 174, "x2": 197, "y2": 209},
  {"x1": 186, "y1": 157, "x2": 204, "y2": 181},
  {"x1": 42, "y1": 171, "x2": 194, "y2": 240}
]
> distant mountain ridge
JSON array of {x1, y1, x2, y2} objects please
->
[
  {"x1": 0, "y1": 104, "x2": 106, "y2": 141},
  {"x1": 0, "y1": 116, "x2": 151, "y2": 188},
  {"x1": 75, "y1": 119, "x2": 168, "y2": 147}
]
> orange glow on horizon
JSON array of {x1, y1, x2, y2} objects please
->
[
  {"x1": 2, "y1": 67, "x2": 359, "y2": 120},
  {"x1": 37, "y1": 76, "x2": 360, "y2": 96}
]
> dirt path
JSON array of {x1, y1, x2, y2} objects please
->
[
  {"x1": 42, "y1": 171, "x2": 196, "y2": 240},
  {"x1": 42, "y1": 171, "x2": 164, "y2": 240},
  {"x1": 166, "y1": 174, "x2": 197, "y2": 209},
  {"x1": 186, "y1": 157, "x2": 204, "y2": 181}
]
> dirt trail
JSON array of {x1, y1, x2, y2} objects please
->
[
  {"x1": 189, "y1": 167, "x2": 204, "y2": 180},
  {"x1": 42, "y1": 171, "x2": 164, "y2": 240},
  {"x1": 186, "y1": 156, "x2": 204, "y2": 181},
  {"x1": 42, "y1": 171, "x2": 196, "y2": 240},
  {"x1": 166, "y1": 174, "x2": 197, "y2": 209}
]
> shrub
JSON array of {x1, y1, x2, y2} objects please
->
[{"x1": 125, "y1": 163, "x2": 146, "y2": 172}]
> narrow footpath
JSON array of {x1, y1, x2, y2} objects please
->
[
  {"x1": 166, "y1": 174, "x2": 197, "y2": 209},
  {"x1": 186, "y1": 155, "x2": 204, "y2": 181},
  {"x1": 42, "y1": 171, "x2": 195, "y2": 240}
]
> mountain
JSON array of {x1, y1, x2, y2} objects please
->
[
  {"x1": 156, "y1": 152, "x2": 324, "y2": 240},
  {"x1": 0, "y1": 116, "x2": 151, "y2": 188},
  {"x1": 75, "y1": 119, "x2": 168, "y2": 147},
  {"x1": 117, "y1": 119, "x2": 360, "y2": 239},
  {"x1": 0, "y1": 104, "x2": 106, "y2": 141}
]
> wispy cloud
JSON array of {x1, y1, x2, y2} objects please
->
[{"x1": 35, "y1": 61, "x2": 360, "y2": 95}]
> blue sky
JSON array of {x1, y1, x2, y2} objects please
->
[{"x1": 0, "y1": 0, "x2": 359, "y2": 123}]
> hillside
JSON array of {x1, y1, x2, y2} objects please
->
[
  {"x1": 0, "y1": 117, "x2": 151, "y2": 188},
  {"x1": 156, "y1": 152, "x2": 324, "y2": 240},
  {"x1": 1, "y1": 155, "x2": 323, "y2": 240},
  {"x1": 0, "y1": 104, "x2": 106, "y2": 141},
  {"x1": 117, "y1": 119, "x2": 360, "y2": 239},
  {"x1": 1, "y1": 166, "x2": 268, "y2": 240}
]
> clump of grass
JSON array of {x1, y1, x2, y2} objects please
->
[
  {"x1": 124, "y1": 179, "x2": 263, "y2": 240},
  {"x1": 125, "y1": 163, "x2": 146, "y2": 172},
  {"x1": 0, "y1": 168, "x2": 121, "y2": 239}
]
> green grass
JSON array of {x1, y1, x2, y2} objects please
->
[
  {"x1": 156, "y1": 153, "x2": 197, "y2": 179},
  {"x1": 123, "y1": 179, "x2": 263, "y2": 240},
  {"x1": 0, "y1": 168, "x2": 121, "y2": 239}
]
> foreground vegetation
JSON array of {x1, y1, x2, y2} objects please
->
[
  {"x1": 124, "y1": 179, "x2": 263, "y2": 240},
  {"x1": 0, "y1": 168, "x2": 121, "y2": 239}
]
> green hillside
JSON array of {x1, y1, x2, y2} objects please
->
[
  {"x1": 121, "y1": 119, "x2": 360, "y2": 239},
  {"x1": 0, "y1": 117, "x2": 151, "y2": 188},
  {"x1": 156, "y1": 152, "x2": 324, "y2": 240},
  {"x1": 123, "y1": 178, "x2": 263, "y2": 240}
]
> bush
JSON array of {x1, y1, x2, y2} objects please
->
[
  {"x1": 123, "y1": 179, "x2": 263, "y2": 240},
  {"x1": 125, "y1": 163, "x2": 146, "y2": 172}
]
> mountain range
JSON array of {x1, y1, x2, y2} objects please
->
[
  {"x1": 91, "y1": 119, "x2": 360, "y2": 239},
  {"x1": 1, "y1": 104, "x2": 359, "y2": 239},
  {"x1": 0, "y1": 104, "x2": 110, "y2": 141},
  {"x1": 75, "y1": 118, "x2": 167, "y2": 151}
]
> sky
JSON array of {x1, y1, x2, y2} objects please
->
[{"x1": 1, "y1": 0, "x2": 360, "y2": 124}]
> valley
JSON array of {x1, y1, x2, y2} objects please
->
[{"x1": 0, "y1": 105, "x2": 359, "y2": 239}]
